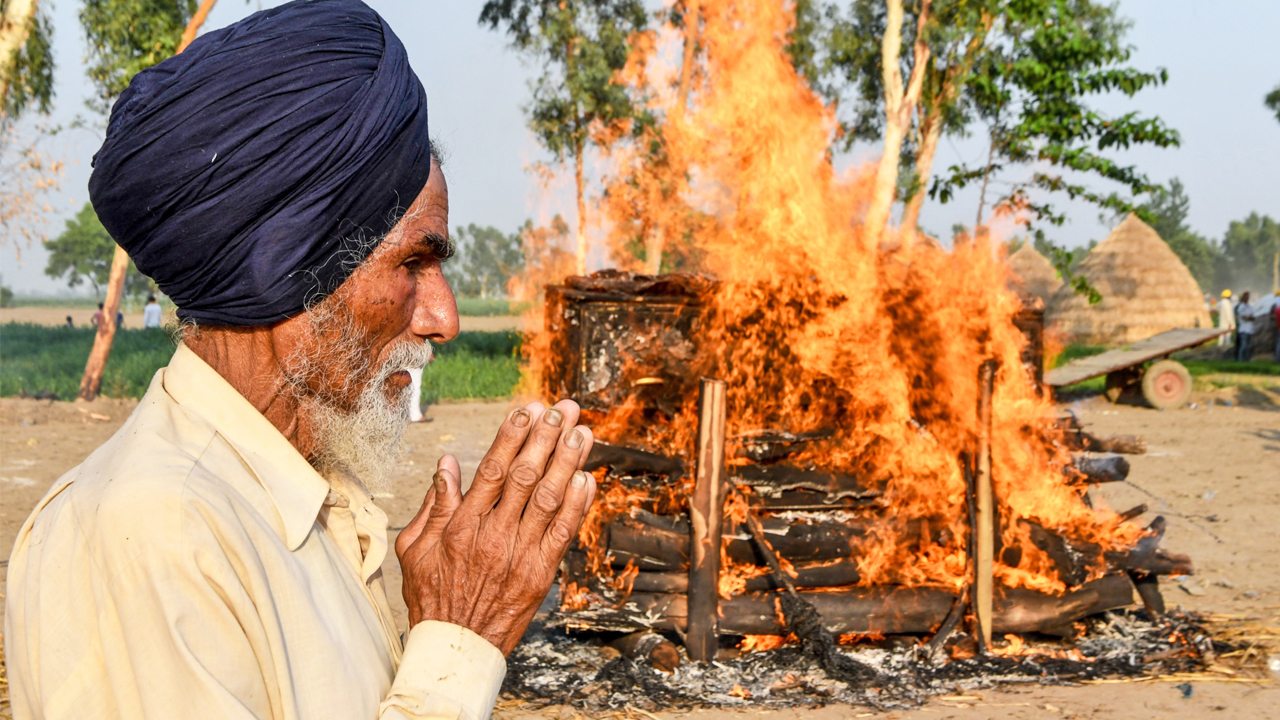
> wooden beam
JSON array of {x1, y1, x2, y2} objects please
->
[
  {"x1": 973, "y1": 359, "x2": 997, "y2": 652},
  {"x1": 686, "y1": 378, "x2": 727, "y2": 662}
]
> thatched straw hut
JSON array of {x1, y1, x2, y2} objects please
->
[
  {"x1": 1047, "y1": 214, "x2": 1211, "y2": 345},
  {"x1": 1007, "y1": 242, "x2": 1062, "y2": 306}
]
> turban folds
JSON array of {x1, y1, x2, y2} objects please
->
[{"x1": 89, "y1": 0, "x2": 430, "y2": 326}]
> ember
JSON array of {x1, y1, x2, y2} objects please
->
[{"x1": 517, "y1": 0, "x2": 1196, "y2": 699}]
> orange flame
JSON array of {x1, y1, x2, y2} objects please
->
[{"x1": 537, "y1": 0, "x2": 1140, "y2": 609}]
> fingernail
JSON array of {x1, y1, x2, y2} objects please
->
[
  {"x1": 512, "y1": 409, "x2": 530, "y2": 427},
  {"x1": 566, "y1": 428, "x2": 584, "y2": 449},
  {"x1": 572, "y1": 471, "x2": 587, "y2": 488},
  {"x1": 544, "y1": 408, "x2": 563, "y2": 427}
]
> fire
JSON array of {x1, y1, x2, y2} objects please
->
[
  {"x1": 531, "y1": 0, "x2": 1142, "y2": 611},
  {"x1": 740, "y1": 634, "x2": 794, "y2": 653}
]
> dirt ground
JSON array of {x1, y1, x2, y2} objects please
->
[
  {"x1": 1, "y1": 383, "x2": 1277, "y2": 718},
  {"x1": 0, "y1": 306, "x2": 521, "y2": 332}
]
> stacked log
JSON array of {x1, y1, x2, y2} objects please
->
[{"x1": 564, "y1": 424, "x2": 1184, "y2": 646}]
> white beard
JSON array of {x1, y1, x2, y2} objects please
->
[
  {"x1": 283, "y1": 304, "x2": 433, "y2": 496},
  {"x1": 308, "y1": 341, "x2": 432, "y2": 495}
]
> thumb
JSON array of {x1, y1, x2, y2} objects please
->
[
  {"x1": 422, "y1": 454, "x2": 463, "y2": 544},
  {"x1": 395, "y1": 471, "x2": 438, "y2": 559}
]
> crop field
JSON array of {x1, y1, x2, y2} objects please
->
[{"x1": 0, "y1": 323, "x2": 523, "y2": 403}]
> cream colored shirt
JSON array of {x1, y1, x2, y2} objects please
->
[{"x1": 5, "y1": 343, "x2": 506, "y2": 719}]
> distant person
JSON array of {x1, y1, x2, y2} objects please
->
[
  {"x1": 143, "y1": 294, "x2": 163, "y2": 328},
  {"x1": 1216, "y1": 290, "x2": 1234, "y2": 348},
  {"x1": 1273, "y1": 290, "x2": 1280, "y2": 361},
  {"x1": 406, "y1": 365, "x2": 429, "y2": 423},
  {"x1": 1235, "y1": 291, "x2": 1258, "y2": 361},
  {"x1": 115, "y1": 309, "x2": 125, "y2": 329},
  {"x1": 64, "y1": 315, "x2": 74, "y2": 329},
  {"x1": 90, "y1": 302, "x2": 104, "y2": 328}
]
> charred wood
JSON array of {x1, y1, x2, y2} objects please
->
[
  {"x1": 733, "y1": 429, "x2": 834, "y2": 464},
  {"x1": 1068, "y1": 454, "x2": 1131, "y2": 484},
  {"x1": 629, "y1": 559, "x2": 861, "y2": 594},
  {"x1": 993, "y1": 574, "x2": 1135, "y2": 636},
  {"x1": 609, "y1": 631, "x2": 681, "y2": 673},
  {"x1": 609, "y1": 516, "x2": 938, "y2": 571},
  {"x1": 586, "y1": 441, "x2": 685, "y2": 479},
  {"x1": 1056, "y1": 415, "x2": 1147, "y2": 455},
  {"x1": 734, "y1": 464, "x2": 878, "y2": 501}
]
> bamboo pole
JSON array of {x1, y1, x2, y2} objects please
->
[
  {"x1": 686, "y1": 377, "x2": 727, "y2": 662},
  {"x1": 973, "y1": 359, "x2": 997, "y2": 652},
  {"x1": 77, "y1": 0, "x2": 217, "y2": 400}
]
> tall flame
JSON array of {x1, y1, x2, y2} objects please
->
[{"x1": 528, "y1": 0, "x2": 1139, "y2": 595}]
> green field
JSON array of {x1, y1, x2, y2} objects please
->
[{"x1": 0, "y1": 323, "x2": 522, "y2": 403}]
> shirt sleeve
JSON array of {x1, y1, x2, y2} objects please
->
[{"x1": 379, "y1": 622, "x2": 507, "y2": 720}]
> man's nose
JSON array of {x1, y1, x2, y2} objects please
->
[{"x1": 411, "y1": 271, "x2": 459, "y2": 343}]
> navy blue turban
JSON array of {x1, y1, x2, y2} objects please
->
[{"x1": 88, "y1": 0, "x2": 430, "y2": 326}]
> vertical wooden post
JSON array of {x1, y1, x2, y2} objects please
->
[
  {"x1": 973, "y1": 359, "x2": 997, "y2": 652},
  {"x1": 687, "y1": 377, "x2": 727, "y2": 662}
]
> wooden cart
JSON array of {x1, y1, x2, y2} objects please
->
[{"x1": 1045, "y1": 327, "x2": 1229, "y2": 410}]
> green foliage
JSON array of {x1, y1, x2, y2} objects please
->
[
  {"x1": 1136, "y1": 178, "x2": 1220, "y2": 292},
  {"x1": 44, "y1": 202, "x2": 152, "y2": 298},
  {"x1": 1219, "y1": 213, "x2": 1280, "y2": 293},
  {"x1": 0, "y1": 324, "x2": 176, "y2": 399},
  {"x1": 445, "y1": 224, "x2": 523, "y2": 298},
  {"x1": 478, "y1": 0, "x2": 648, "y2": 162},
  {"x1": 0, "y1": 324, "x2": 524, "y2": 402},
  {"x1": 80, "y1": 0, "x2": 197, "y2": 114},
  {"x1": 1267, "y1": 83, "x2": 1280, "y2": 124},
  {"x1": 0, "y1": 283, "x2": 13, "y2": 308},
  {"x1": 935, "y1": 0, "x2": 1179, "y2": 225},
  {"x1": 1033, "y1": 235, "x2": 1100, "y2": 304},
  {"x1": 2, "y1": 8, "x2": 56, "y2": 117},
  {"x1": 454, "y1": 297, "x2": 529, "y2": 317}
]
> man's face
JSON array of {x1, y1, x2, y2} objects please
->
[
  {"x1": 271, "y1": 158, "x2": 459, "y2": 488},
  {"x1": 277, "y1": 157, "x2": 460, "y2": 411}
]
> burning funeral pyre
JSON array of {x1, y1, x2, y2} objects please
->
[{"x1": 501, "y1": 0, "x2": 1218, "y2": 709}]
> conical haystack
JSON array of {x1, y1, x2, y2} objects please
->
[
  {"x1": 1007, "y1": 242, "x2": 1062, "y2": 306},
  {"x1": 1047, "y1": 214, "x2": 1211, "y2": 345}
]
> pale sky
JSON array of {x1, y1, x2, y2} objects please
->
[{"x1": 3, "y1": 0, "x2": 1278, "y2": 294}]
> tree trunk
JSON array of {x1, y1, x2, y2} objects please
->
[
  {"x1": 863, "y1": 0, "x2": 931, "y2": 248},
  {"x1": 77, "y1": 0, "x2": 217, "y2": 400},
  {"x1": 898, "y1": 105, "x2": 943, "y2": 239},
  {"x1": 642, "y1": 0, "x2": 700, "y2": 276},
  {"x1": 0, "y1": 0, "x2": 38, "y2": 105},
  {"x1": 573, "y1": 135, "x2": 587, "y2": 276}
]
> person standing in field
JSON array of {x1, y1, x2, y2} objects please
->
[
  {"x1": 143, "y1": 294, "x2": 163, "y2": 328},
  {"x1": 90, "y1": 301, "x2": 104, "y2": 328},
  {"x1": 1216, "y1": 290, "x2": 1235, "y2": 349},
  {"x1": 1235, "y1": 291, "x2": 1258, "y2": 361}
]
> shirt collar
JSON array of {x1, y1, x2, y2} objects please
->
[{"x1": 163, "y1": 342, "x2": 329, "y2": 551}]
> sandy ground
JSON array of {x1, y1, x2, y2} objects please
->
[
  {"x1": 0, "y1": 306, "x2": 522, "y2": 332},
  {"x1": 1, "y1": 385, "x2": 1277, "y2": 718}
]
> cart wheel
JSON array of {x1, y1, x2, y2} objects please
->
[
  {"x1": 1141, "y1": 360, "x2": 1192, "y2": 410},
  {"x1": 1104, "y1": 368, "x2": 1140, "y2": 403}
]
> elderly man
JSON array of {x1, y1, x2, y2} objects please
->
[{"x1": 4, "y1": 2, "x2": 596, "y2": 718}]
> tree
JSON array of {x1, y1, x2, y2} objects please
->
[
  {"x1": 1136, "y1": 178, "x2": 1220, "y2": 292},
  {"x1": 1266, "y1": 83, "x2": 1280, "y2": 124},
  {"x1": 1, "y1": 0, "x2": 60, "y2": 250},
  {"x1": 479, "y1": 0, "x2": 648, "y2": 275},
  {"x1": 78, "y1": 0, "x2": 216, "y2": 400},
  {"x1": 793, "y1": 0, "x2": 1176, "y2": 242},
  {"x1": 445, "y1": 224, "x2": 523, "y2": 298},
  {"x1": 1219, "y1": 213, "x2": 1279, "y2": 294},
  {"x1": 80, "y1": 0, "x2": 201, "y2": 113},
  {"x1": 45, "y1": 202, "x2": 151, "y2": 298}
]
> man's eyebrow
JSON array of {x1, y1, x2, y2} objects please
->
[{"x1": 415, "y1": 231, "x2": 454, "y2": 261}]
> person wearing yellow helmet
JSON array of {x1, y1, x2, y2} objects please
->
[{"x1": 1216, "y1": 290, "x2": 1235, "y2": 349}]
